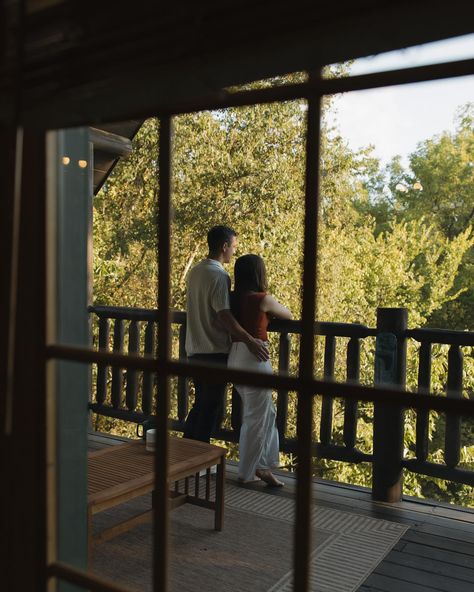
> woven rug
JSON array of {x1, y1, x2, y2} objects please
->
[{"x1": 90, "y1": 482, "x2": 408, "y2": 592}]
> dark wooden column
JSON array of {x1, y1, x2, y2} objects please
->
[
  {"x1": 1, "y1": 129, "x2": 48, "y2": 591},
  {"x1": 0, "y1": 126, "x2": 16, "y2": 417}
]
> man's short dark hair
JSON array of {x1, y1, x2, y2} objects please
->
[{"x1": 207, "y1": 225, "x2": 236, "y2": 253}]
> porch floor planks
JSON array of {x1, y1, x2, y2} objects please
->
[
  {"x1": 381, "y1": 549, "x2": 474, "y2": 583},
  {"x1": 366, "y1": 536, "x2": 474, "y2": 591},
  {"x1": 373, "y1": 559, "x2": 473, "y2": 592},
  {"x1": 399, "y1": 541, "x2": 474, "y2": 569},
  {"x1": 225, "y1": 461, "x2": 474, "y2": 591},
  {"x1": 88, "y1": 432, "x2": 474, "y2": 592},
  {"x1": 316, "y1": 485, "x2": 472, "y2": 534},
  {"x1": 243, "y1": 475, "x2": 470, "y2": 534},
  {"x1": 362, "y1": 573, "x2": 443, "y2": 592},
  {"x1": 402, "y1": 530, "x2": 474, "y2": 557}
]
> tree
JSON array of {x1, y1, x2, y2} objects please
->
[
  {"x1": 359, "y1": 103, "x2": 474, "y2": 329},
  {"x1": 396, "y1": 104, "x2": 474, "y2": 239},
  {"x1": 93, "y1": 118, "x2": 159, "y2": 308}
]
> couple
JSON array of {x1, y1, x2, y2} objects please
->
[{"x1": 183, "y1": 225, "x2": 292, "y2": 486}]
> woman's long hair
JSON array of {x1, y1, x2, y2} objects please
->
[{"x1": 230, "y1": 254, "x2": 268, "y2": 321}]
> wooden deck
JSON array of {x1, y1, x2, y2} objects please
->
[
  {"x1": 88, "y1": 432, "x2": 474, "y2": 591},
  {"x1": 270, "y1": 473, "x2": 474, "y2": 591}
]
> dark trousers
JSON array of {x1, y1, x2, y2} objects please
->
[{"x1": 183, "y1": 353, "x2": 228, "y2": 443}]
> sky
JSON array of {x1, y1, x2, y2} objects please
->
[{"x1": 331, "y1": 34, "x2": 474, "y2": 168}]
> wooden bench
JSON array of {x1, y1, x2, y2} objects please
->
[{"x1": 88, "y1": 436, "x2": 226, "y2": 548}]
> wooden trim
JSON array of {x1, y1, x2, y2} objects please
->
[
  {"x1": 36, "y1": 49, "x2": 474, "y2": 592},
  {"x1": 78, "y1": 57, "x2": 474, "y2": 123}
]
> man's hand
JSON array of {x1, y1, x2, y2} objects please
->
[
  {"x1": 247, "y1": 337, "x2": 270, "y2": 361},
  {"x1": 217, "y1": 309, "x2": 270, "y2": 361}
]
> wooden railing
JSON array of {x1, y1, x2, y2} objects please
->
[
  {"x1": 403, "y1": 327, "x2": 474, "y2": 485},
  {"x1": 88, "y1": 305, "x2": 474, "y2": 494}
]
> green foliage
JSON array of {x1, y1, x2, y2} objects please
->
[
  {"x1": 93, "y1": 90, "x2": 474, "y2": 507},
  {"x1": 360, "y1": 103, "x2": 474, "y2": 329},
  {"x1": 93, "y1": 118, "x2": 159, "y2": 308}
]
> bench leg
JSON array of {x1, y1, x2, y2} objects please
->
[{"x1": 215, "y1": 457, "x2": 225, "y2": 531}]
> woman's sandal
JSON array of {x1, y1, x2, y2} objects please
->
[{"x1": 256, "y1": 469, "x2": 284, "y2": 487}]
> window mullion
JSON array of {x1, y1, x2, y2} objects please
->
[
  {"x1": 154, "y1": 115, "x2": 173, "y2": 592},
  {"x1": 294, "y1": 72, "x2": 322, "y2": 592}
]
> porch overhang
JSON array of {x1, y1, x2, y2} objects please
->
[{"x1": 1, "y1": 0, "x2": 473, "y2": 129}]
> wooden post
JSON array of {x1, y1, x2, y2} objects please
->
[
  {"x1": 276, "y1": 332, "x2": 290, "y2": 444},
  {"x1": 372, "y1": 307, "x2": 407, "y2": 502},
  {"x1": 1, "y1": 129, "x2": 48, "y2": 591}
]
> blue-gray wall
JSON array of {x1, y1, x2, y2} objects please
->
[{"x1": 54, "y1": 128, "x2": 91, "y2": 587}]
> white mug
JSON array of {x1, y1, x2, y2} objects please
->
[{"x1": 146, "y1": 428, "x2": 156, "y2": 452}]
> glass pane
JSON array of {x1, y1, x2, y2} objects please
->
[
  {"x1": 315, "y1": 73, "x2": 474, "y2": 505},
  {"x1": 86, "y1": 106, "x2": 305, "y2": 589},
  {"x1": 170, "y1": 98, "x2": 307, "y2": 375}
]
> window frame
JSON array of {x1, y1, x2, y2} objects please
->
[{"x1": 44, "y1": 59, "x2": 474, "y2": 592}]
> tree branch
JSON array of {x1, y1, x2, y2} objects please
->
[
  {"x1": 115, "y1": 245, "x2": 149, "y2": 291},
  {"x1": 180, "y1": 245, "x2": 200, "y2": 287}
]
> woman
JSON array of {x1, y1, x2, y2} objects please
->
[{"x1": 228, "y1": 254, "x2": 293, "y2": 486}]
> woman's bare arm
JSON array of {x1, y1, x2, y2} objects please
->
[{"x1": 260, "y1": 295, "x2": 293, "y2": 319}]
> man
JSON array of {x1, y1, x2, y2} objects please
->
[{"x1": 183, "y1": 225, "x2": 268, "y2": 443}]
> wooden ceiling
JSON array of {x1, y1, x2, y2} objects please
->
[{"x1": 1, "y1": 0, "x2": 473, "y2": 130}]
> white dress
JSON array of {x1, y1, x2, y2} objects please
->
[{"x1": 228, "y1": 341, "x2": 280, "y2": 482}]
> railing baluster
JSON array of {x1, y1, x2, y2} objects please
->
[
  {"x1": 125, "y1": 320, "x2": 140, "y2": 411},
  {"x1": 111, "y1": 319, "x2": 125, "y2": 408},
  {"x1": 444, "y1": 345, "x2": 463, "y2": 469},
  {"x1": 216, "y1": 385, "x2": 226, "y2": 430},
  {"x1": 277, "y1": 332, "x2": 290, "y2": 444},
  {"x1": 194, "y1": 472, "x2": 200, "y2": 498},
  {"x1": 96, "y1": 317, "x2": 109, "y2": 405},
  {"x1": 343, "y1": 337, "x2": 360, "y2": 449},
  {"x1": 416, "y1": 341, "x2": 431, "y2": 462},
  {"x1": 320, "y1": 335, "x2": 335, "y2": 445},
  {"x1": 230, "y1": 386, "x2": 242, "y2": 433},
  {"x1": 177, "y1": 323, "x2": 188, "y2": 422},
  {"x1": 142, "y1": 321, "x2": 155, "y2": 415}
]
